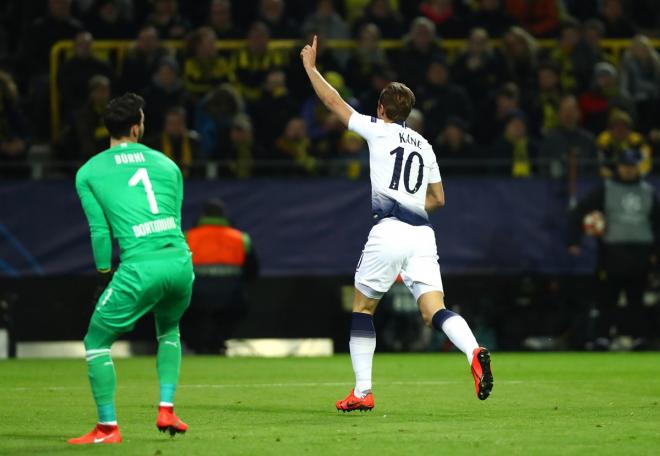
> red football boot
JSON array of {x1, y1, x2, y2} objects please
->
[
  {"x1": 471, "y1": 347, "x2": 494, "y2": 400},
  {"x1": 156, "y1": 405, "x2": 188, "y2": 435},
  {"x1": 336, "y1": 389, "x2": 375, "y2": 412},
  {"x1": 68, "y1": 424, "x2": 122, "y2": 445}
]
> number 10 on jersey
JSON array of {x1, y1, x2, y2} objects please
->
[{"x1": 389, "y1": 147, "x2": 424, "y2": 194}]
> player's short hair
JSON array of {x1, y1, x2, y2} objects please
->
[
  {"x1": 378, "y1": 82, "x2": 415, "y2": 123},
  {"x1": 103, "y1": 93, "x2": 144, "y2": 139}
]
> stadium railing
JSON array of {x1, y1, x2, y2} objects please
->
[
  {"x1": 49, "y1": 38, "x2": 658, "y2": 143},
  {"x1": 3, "y1": 156, "x2": 601, "y2": 181}
]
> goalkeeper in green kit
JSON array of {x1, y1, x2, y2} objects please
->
[{"x1": 69, "y1": 93, "x2": 194, "y2": 445}]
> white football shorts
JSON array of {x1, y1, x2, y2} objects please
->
[{"x1": 354, "y1": 218, "x2": 444, "y2": 301}]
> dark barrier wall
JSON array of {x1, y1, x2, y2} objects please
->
[
  {"x1": 0, "y1": 274, "x2": 601, "y2": 350},
  {"x1": 0, "y1": 178, "x2": 631, "y2": 277}
]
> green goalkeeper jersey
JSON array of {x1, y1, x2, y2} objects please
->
[{"x1": 76, "y1": 141, "x2": 190, "y2": 271}]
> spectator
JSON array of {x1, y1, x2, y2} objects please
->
[
  {"x1": 489, "y1": 110, "x2": 537, "y2": 177},
  {"x1": 345, "y1": 23, "x2": 390, "y2": 95},
  {"x1": 184, "y1": 198, "x2": 259, "y2": 354},
  {"x1": 579, "y1": 62, "x2": 635, "y2": 134},
  {"x1": 226, "y1": 114, "x2": 260, "y2": 178},
  {"x1": 396, "y1": 17, "x2": 443, "y2": 91},
  {"x1": 596, "y1": 109, "x2": 652, "y2": 177},
  {"x1": 285, "y1": 29, "x2": 343, "y2": 102},
  {"x1": 434, "y1": 116, "x2": 480, "y2": 176},
  {"x1": 120, "y1": 25, "x2": 170, "y2": 93},
  {"x1": 207, "y1": 0, "x2": 242, "y2": 40},
  {"x1": 233, "y1": 22, "x2": 286, "y2": 105},
  {"x1": 582, "y1": 18, "x2": 616, "y2": 65},
  {"x1": 418, "y1": 0, "x2": 468, "y2": 38},
  {"x1": 504, "y1": 0, "x2": 559, "y2": 37},
  {"x1": 301, "y1": 71, "x2": 357, "y2": 159},
  {"x1": 598, "y1": 0, "x2": 636, "y2": 38},
  {"x1": 83, "y1": 0, "x2": 135, "y2": 39},
  {"x1": 257, "y1": 0, "x2": 298, "y2": 39},
  {"x1": 0, "y1": 71, "x2": 28, "y2": 177},
  {"x1": 620, "y1": 35, "x2": 660, "y2": 133},
  {"x1": 146, "y1": 107, "x2": 200, "y2": 177},
  {"x1": 19, "y1": 0, "x2": 83, "y2": 139},
  {"x1": 452, "y1": 27, "x2": 506, "y2": 105},
  {"x1": 145, "y1": 0, "x2": 190, "y2": 40},
  {"x1": 406, "y1": 108, "x2": 425, "y2": 134},
  {"x1": 539, "y1": 94, "x2": 598, "y2": 178},
  {"x1": 501, "y1": 26, "x2": 538, "y2": 93},
  {"x1": 470, "y1": 0, "x2": 517, "y2": 38},
  {"x1": 547, "y1": 19, "x2": 596, "y2": 93},
  {"x1": 253, "y1": 70, "x2": 299, "y2": 152},
  {"x1": 73, "y1": 74, "x2": 111, "y2": 159},
  {"x1": 302, "y1": 0, "x2": 351, "y2": 42},
  {"x1": 568, "y1": 148, "x2": 660, "y2": 350},
  {"x1": 58, "y1": 31, "x2": 113, "y2": 113},
  {"x1": 563, "y1": 0, "x2": 599, "y2": 22},
  {"x1": 629, "y1": 0, "x2": 660, "y2": 35},
  {"x1": 19, "y1": 0, "x2": 83, "y2": 76},
  {"x1": 527, "y1": 61, "x2": 562, "y2": 137},
  {"x1": 74, "y1": 0, "x2": 133, "y2": 18},
  {"x1": 475, "y1": 82, "x2": 521, "y2": 145},
  {"x1": 183, "y1": 26, "x2": 235, "y2": 101},
  {"x1": 301, "y1": 71, "x2": 354, "y2": 157},
  {"x1": 195, "y1": 83, "x2": 245, "y2": 158},
  {"x1": 274, "y1": 117, "x2": 317, "y2": 175},
  {"x1": 358, "y1": 64, "x2": 396, "y2": 117},
  {"x1": 337, "y1": 130, "x2": 369, "y2": 179},
  {"x1": 416, "y1": 56, "x2": 473, "y2": 141},
  {"x1": 353, "y1": 0, "x2": 403, "y2": 39},
  {"x1": 142, "y1": 57, "x2": 186, "y2": 135}
]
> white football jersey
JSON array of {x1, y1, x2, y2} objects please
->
[{"x1": 348, "y1": 112, "x2": 441, "y2": 225}]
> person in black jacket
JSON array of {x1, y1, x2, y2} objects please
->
[
  {"x1": 568, "y1": 148, "x2": 660, "y2": 349},
  {"x1": 141, "y1": 57, "x2": 186, "y2": 134},
  {"x1": 415, "y1": 55, "x2": 473, "y2": 143},
  {"x1": 58, "y1": 31, "x2": 114, "y2": 113}
]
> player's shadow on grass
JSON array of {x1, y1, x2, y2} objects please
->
[
  {"x1": 202, "y1": 403, "x2": 325, "y2": 415},
  {"x1": 192, "y1": 402, "x2": 342, "y2": 417},
  {"x1": 0, "y1": 433, "x2": 85, "y2": 455},
  {"x1": 190, "y1": 402, "x2": 457, "y2": 420}
]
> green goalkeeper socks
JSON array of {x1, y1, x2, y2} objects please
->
[
  {"x1": 85, "y1": 348, "x2": 117, "y2": 423},
  {"x1": 157, "y1": 331, "x2": 181, "y2": 404}
]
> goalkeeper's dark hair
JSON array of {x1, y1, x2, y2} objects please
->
[{"x1": 103, "y1": 93, "x2": 145, "y2": 139}]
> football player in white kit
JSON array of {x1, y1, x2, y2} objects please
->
[{"x1": 300, "y1": 36, "x2": 493, "y2": 412}]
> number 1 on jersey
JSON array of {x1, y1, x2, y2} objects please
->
[{"x1": 129, "y1": 168, "x2": 160, "y2": 214}]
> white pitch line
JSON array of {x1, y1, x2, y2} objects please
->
[{"x1": 4, "y1": 380, "x2": 521, "y2": 392}]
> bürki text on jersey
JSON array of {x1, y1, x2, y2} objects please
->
[{"x1": 114, "y1": 152, "x2": 146, "y2": 165}]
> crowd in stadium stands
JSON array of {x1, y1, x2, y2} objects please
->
[{"x1": 1, "y1": 0, "x2": 660, "y2": 178}]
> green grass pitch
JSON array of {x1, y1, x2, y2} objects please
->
[{"x1": 1, "y1": 353, "x2": 659, "y2": 455}]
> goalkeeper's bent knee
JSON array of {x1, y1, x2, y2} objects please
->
[{"x1": 84, "y1": 320, "x2": 118, "y2": 351}]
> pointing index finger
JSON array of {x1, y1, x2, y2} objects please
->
[{"x1": 312, "y1": 35, "x2": 317, "y2": 50}]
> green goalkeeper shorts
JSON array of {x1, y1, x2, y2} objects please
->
[{"x1": 91, "y1": 251, "x2": 194, "y2": 334}]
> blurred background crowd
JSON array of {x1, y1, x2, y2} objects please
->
[{"x1": 1, "y1": 0, "x2": 660, "y2": 178}]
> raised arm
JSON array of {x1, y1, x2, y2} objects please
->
[
  {"x1": 300, "y1": 35, "x2": 354, "y2": 126},
  {"x1": 76, "y1": 171, "x2": 112, "y2": 272}
]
